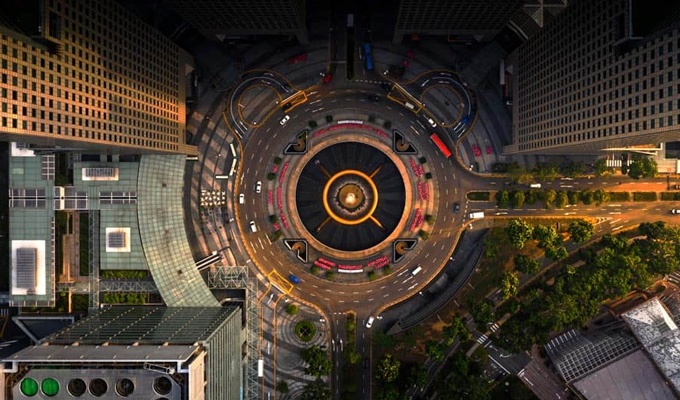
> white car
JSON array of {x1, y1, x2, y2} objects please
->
[
  {"x1": 672, "y1": 209, "x2": 680, "y2": 214},
  {"x1": 279, "y1": 115, "x2": 290, "y2": 125},
  {"x1": 249, "y1": 221, "x2": 257, "y2": 233},
  {"x1": 255, "y1": 181, "x2": 262, "y2": 193},
  {"x1": 365, "y1": 316, "x2": 375, "y2": 329},
  {"x1": 427, "y1": 118, "x2": 437, "y2": 128},
  {"x1": 238, "y1": 193, "x2": 245, "y2": 204}
]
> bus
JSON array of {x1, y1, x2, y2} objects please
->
[
  {"x1": 430, "y1": 133, "x2": 452, "y2": 158},
  {"x1": 363, "y1": 43, "x2": 374, "y2": 71}
]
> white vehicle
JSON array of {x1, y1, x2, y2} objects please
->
[
  {"x1": 529, "y1": 183, "x2": 542, "y2": 188},
  {"x1": 279, "y1": 115, "x2": 290, "y2": 125},
  {"x1": 672, "y1": 209, "x2": 680, "y2": 214},
  {"x1": 427, "y1": 118, "x2": 437, "y2": 128},
  {"x1": 239, "y1": 193, "x2": 245, "y2": 204},
  {"x1": 249, "y1": 221, "x2": 258, "y2": 233},
  {"x1": 411, "y1": 266, "x2": 422, "y2": 276},
  {"x1": 404, "y1": 102, "x2": 415, "y2": 110},
  {"x1": 365, "y1": 316, "x2": 375, "y2": 329},
  {"x1": 469, "y1": 212, "x2": 485, "y2": 219},
  {"x1": 255, "y1": 181, "x2": 262, "y2": 193}
]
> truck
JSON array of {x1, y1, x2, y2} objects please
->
[{"x1": 469, "y1": 212, "x2": 485, "y2": 219}]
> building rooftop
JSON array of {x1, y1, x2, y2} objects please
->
[
  {"x1": 4, "y1": 344, "x2": 199, "y2": 363},
  {"x1": 623, "y1": 297, "x2": 680, "y2": 394},
  {"x1": 572, "y1": 349, "x2": 676, "y2": 400}
]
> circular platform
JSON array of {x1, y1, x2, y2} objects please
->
[{"x1": 295, "y1": 142, "x2": 406, "y2": 252}]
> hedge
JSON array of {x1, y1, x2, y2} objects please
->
[
  {"x1": 467, "y1": 191, "x2": 491, "y2": 201},
  {"x1": 632, "y1": 192, "x2": 658, "y2": 202},
  {"x1": 661, "y1": 192, "x2": 680, "y2": 201}
]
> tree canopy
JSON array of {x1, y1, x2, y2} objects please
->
[{"x1": 301, "y1": 345, "x2": 331, "y2": 378}]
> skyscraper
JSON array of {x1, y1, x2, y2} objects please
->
[
  {"x1": 3, "y1": 306, "x2": 244, "y2": 400},
  {"x1": 0, "y1": 0, "x2": 196, "y2": 154},
  {"x1": 505, "y1": 0, "x2": 680, "y2": 155},
  {"x1": 166, "y1": 0, "x2": 309, "y2": 44},
  {"x1": 393, "y1": 0, "x2": 524, "y2": 43}
]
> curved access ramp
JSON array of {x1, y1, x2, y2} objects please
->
[{"x1": 137, "y1": 155, "x2": 219, "y2": 307}]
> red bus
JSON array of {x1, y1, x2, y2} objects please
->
[{"x1": 430, "y1": 134, "x2": 452, "y2": 158}]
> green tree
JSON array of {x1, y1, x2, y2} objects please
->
[
  {"x1": 581, "y1": 189, "x2": 594, "y2": 205},
  {"x1": 483, "y1": 235, "x2": 500, "y2": 259},
  {"x1": 496, "y1": 190, "x2": 510, "y2": 208},
  {"x1": 442, "y1": 315, "x2": 470, "y2": 345},
  {"x1": 507, "y1": 162, "x2": 533, "y2": 184},
  {"x1": 593, "y1": 189, "x2": 610, "y2": 205},
  {"x1": 406, "y1": 364, "x2": 428, "y2": 389},
  {"x1": 627, "y1": 156, "x2": 657, "y2": 179},
  {"x1": 545, "y1": 245, "x2": 568, "y2": 261},
  {"x1": 505, "y1": 219, "x2": 534, "y2": 249},
  {"x1": 533, "y1": 225, "x2": 561, "y2": 248},
  {"x1": 543, "y1": 189, "x2": 557, "y2": 208},
  {"x1": 555, "y1": 191, "x2": 569, "y2": 209},
  {"x1": 533, "y1": 163, "x2": 559, "y2": 181},
  {"x1": 342, "y1": 343, "x2": 360, "y2": 365},
  {"x1": 514, "y1": 254, "x2": 541, "y2": 275},
  {"x1": 525, "y1": 190, "x2": 538, "y2": 204},
  {"x1": 375, "y1": 384, "x2": 400, "y2": 400},
  {"x1": 300, "y1": 380, "x2": 330, "y2": 400},
  {"x1": 594, "y1": 159, "x2": 612, "y2": 177},
  {"x1": 467, "y1": 297, "x2": 495, "y2": 325},
  {"x1": 499, "y1": 271, "x2": 519, "y2": 300},
  {"x1": 510, "y1": 190, "x2": 525, "y2": 209},
  {"x1": 567, "y1": 191, "x2": 580, "y2": 205},
  {"x1": 425, "y1": 340, "x2": 445, "y2": 362},
  {"x1": 276, "y1": 381, "x2": 289, "y2": 394},
  {"x1": 560, "y1": 161, "x2": 584, "y2": 178},
  {"x1": 375, "y1": 353, "x2": 401, "y2": 382},
  {"x1": 372, "y1": 330, "x2": 396, "y2": 348},
  {"x1": 569, "y1": 220, "x2": 594, "y2": 243},
  {"x1": 301, "y1": 345, "x2": 331, "y2": 377}
]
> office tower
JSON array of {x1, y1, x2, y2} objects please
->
[
  {"x1": 3, "y1": 306, "x2": 244, "y2": 400},
  {"x1": 505, "y1": 0, "x2": 680, "y2": 155},
  {"x1": 393, "y1": 0, "x2": 524, "y2": 43},
  {"x1": 166, "y1": 0, "x2": 309, "y2": 44},
  {"x1": 0, "y1": 0, "x2": 196, "y2": 154}
]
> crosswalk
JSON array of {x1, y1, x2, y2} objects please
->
[
  {"x1": 477, "y1": 334, "x2": 489, "y2": 344},
  {"x1": 490, "y1": 323, "x2": 499, "y2": 333},
  {"x1": 668, "y1": 272, "x2": 680, "y2": 286}
]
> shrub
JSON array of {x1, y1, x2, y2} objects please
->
[
  {"x1": 311, "y1": 265, "x2": 320, "y2": 274},
  {"x1": 467, "y1": 191, "x2": 490, "y2": 201},
  {"x1": 269, "y1": 231, "x2": 282, "y2": 241},
  {"x1": 269, "y1": 215, "x2": 278, "y2": 223},
  {"x1": 367, "y1": 271, "x2": 376, "y2": 281},
  {"x1": 661, "y1": 192, "x2": 680, "y2": 201},
  {"x1": 286, "y1": 304, "x2": 299, "y2": 315},
  {"x1": 418, "y1": 157, "x2": 427, "y2": 164},
  {"x1": 418, "y1": 230, "x2": 430, "y2": 240},
  {"x1": 424, "y1": 214, "x2": 435, "y2": 224},
  {"x1": 325, "y1": 115, "x2": 333, "y2": 123},
  {"x1": 383, "y1": 121, "x2": 392, "y2": 129},
  {"x1": 608, "y1": 191, "x2": 631, "y2": 202},
  {"x1": 368, "y1": 115, "x2": 376, "y2": 123},
  {"x1": 633, "y1": 192, "x2": 658, "y2": 201},
  {"x1": 382, "y1": 265, "x2": 392, "y2": 275},
  {"x1": 267, "y1": 172, "x2": 276, "y2": 180},
  {"x1": 425, "y1": 172, "x2": 433, "y2": 179},
  {"x1": 308, "y1": 120, "x2": 318, "y2": 128},
  {"x1": 274, "y1": 156, "x2": 283, "y2": 165},
  {"x1": 295, "y1": 320, "x2": 317, "y2": 342},
  {"x1": 277, "y1": 381, "x2": 289, "y2": 394},
  {"x1": 496, "y1": 190, "x2": 510, "y2": 208}
]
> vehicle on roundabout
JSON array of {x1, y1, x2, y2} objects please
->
[
  {"x1": 365, "y1": 316, "x2": 375, "y2": 328},
  {"x1": 255, "y1": 181, "x2": 262, "y2": 193},
  {"x1": 288, "y1": 274, "x2": 301, "y2": 284},
  {"x1": 249, "y1": 221, "x2": 257, "y2": 233},
  {"x1": 239, "y1": 193, "x2": 245, "y2": 204},
  {"x1": 279, "y1": 115, "x2": 290, "y2": 125}
]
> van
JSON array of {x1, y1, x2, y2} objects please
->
[
  {"x1": 249, "y1": 221, "x2": 257, "y2": 233},
  {"x1": 411, "y1": 266, "x2": 422, "y2": 276},
  {"x1": 529, "y1": 183, "x2": 542, "y2": 189},
  {"x1": 469, "y1": 212, "x2": 484, "y2": 219},
  {"x1": 404, "y1": 102, "x2": 415, "y2": 110}
]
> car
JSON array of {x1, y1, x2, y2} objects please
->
[
  {"x1": 672, "y1": 209, "x2": 680, "y2": 214},
  {"x1": 365, "y1": 316, "x2": 375, "y2": 328},
  {"x1": 364, "y1": 357, "x2": 370, "y2": 369},
  {"x1": 288, "y1": 53, "x2": 308, "y2": 64},
  {"x1": 427, "y1": 118, "x2": 437, "y2": 128},
  {"x1": 323, "y1": 72, "x2": 333, "y2": 84},
  {"x1": 288, "y1": 274, "x2": 301, "y2": 284},
  {"x1": 239, "y1": 193, "x2": 245, "y2": 204},
  {"x1": 249, "y1": 221, "x2": 257, "y2": 233},
  {"x1": 255, "y1": 181, "x2": 262, "y2": 193},
  {"x1": 453, "y1": 203, "x2": 460, "y2": 213},
  {"x1": 279, "y1": 115, "x2": 290, "y2": 125}
]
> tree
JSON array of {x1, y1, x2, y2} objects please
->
[
  {"x1": 343, "y1": 344, "x2": 360, "y2": 365},
  {"x1": 514, "y1": 254, "x2": 541, "y2": 275},
  {"x1": 594, "y1": 159, "x2": 612, "y2": 177},
  {"x1": 425, "y1": 340, "x2": 445, "y2": 361},
  {"x1": 442, "y1": 315, "x2": 470, "y2": 345},
  {"x1": 543, "y1": 189, "x2": 557, "y2": 208},
  {"x1": 285, "y1": 304, "x2": 299, "y2": 315},
  {"x1": 555, "y1": 191, "x2": 569, "y2": 209},
  {"x1": 496, "y1": 190, "x2": 510, "y2": 208},
  {"x1": 560, "y1": 161, "x2": 584, "y2": 178},
  {"x1": 499, "y1": 271, "x2": 519, "y2": 300},
  {"x1": 505, "y1": 219, "x2": 534, "y2": 249},
  {"x1": 510, "y1": 190, "x2": 525, "y2": 209},
  {"x1": 301, "y1": 345, "x2": 331, "y2": 377},
  {"x1": 525, "y1": 190, "x2": 538, "y2": 204},
  {"x1": 533, "y1": 163, "x2": 559, "y2": 181},
  {"x1": 483, "y1": 235, "x2": 500, "y2": 259},
  {"x1": 375, "y1": 353, "x2": 401, "y2": 382},
  {"x1": 406, "y1": 364, "x2": 428, "y2": 389},
  {"x1": 533, "y1": 225, "x2": 561, "y2": 248},
  {"x1": 507, "y1": 162, "x2": 533, "y2": 184},
  {"x1": 375, "y1": 384, "x2": 400, "y2": 400},
  {"x1": 300, "y1": 380, "x2": 330, "y2": 400},
  {"x1": 545, "y1": 245, "x2": 568, "y2": 261},
  {"x1": 276, "y1": 381, "x2": 289, "y2": 394},
  {"x1": 567, "y1": 191, "x2": 580, "y2": 205},
  {"x1": 372, "y1": 330, "x2": 396, "y2": 348},
  {"x1": 593, "y1": 189, "x2": 610, "y2": 205},
  {"x1": 569, "y1": 220, "x2": 594, "y2": 243},
  {"x1": 467, "y1": 297, "x2": 495, "y2": 325},
  {"x1": 581, "y1": 190, "x2": 594, "y2": 205},
  {"x1": 627, "y1": 156, "x2": 657, "y2": 179}
]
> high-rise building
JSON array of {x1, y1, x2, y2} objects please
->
[
  {"x1": 505, "y1": 0, "x2": 680, "y2": 155},
  {"x1": 0, "y1": 0, "x2": 197, "y2": 154},
  {"x1": 2, "y1": 305, "x2": 244, "y2": 400},
  {"x1": 166, "y1": 0, "x2": 309, "y2": 44},
  {"x1": 393, "y1": 0, "x2": 523, "y2": 43}
]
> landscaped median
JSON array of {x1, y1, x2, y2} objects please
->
[{"x1": 488, "y1": 188, "x2": 665, "y2": 209}]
